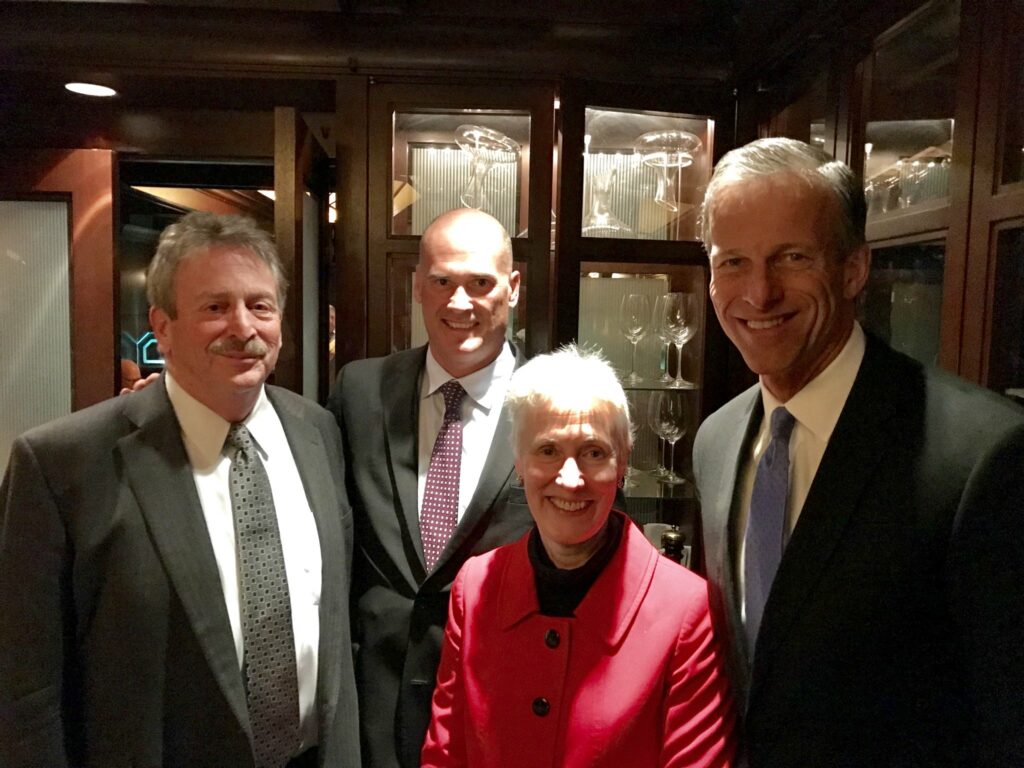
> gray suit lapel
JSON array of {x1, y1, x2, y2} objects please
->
[
  {"x1": 754, "y1": 339, "x2": 894, "y2": 673},
  {"x1": 268, "y1": 388, "x2": 344, "y2": 738},
  {"x1": 120, "y1": 379, "x2": 250, "y2": 738},
  {"x1": 382, "y1": 347, "x2": 428, "y2": 572},
  {"x1": 710, "y1": 386, "x2": 762, "y2": 703}
]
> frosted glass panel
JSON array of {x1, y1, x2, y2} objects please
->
[
  {"x1": 0, "y1": 200, "x2": 72, "y2": 469},
  {"x1": 578, "y1": 275, "x2": 670, "y2": 383}
]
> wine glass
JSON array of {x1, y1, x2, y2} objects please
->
[
  {"x1": 647, "y1": 390, "x2": 687, "y2": 485},
  {"x1": 652, "y1": 294, "x2": 675, "y2": 384},
  {"x1": 619, "y1": 293, "x2": 651, "y2": 385},
  {"x1": 661, "y1": 292, "x2": 696, "y2": 389}
]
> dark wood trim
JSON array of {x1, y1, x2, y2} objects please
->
[
  {"x1": 939, "y1": 0, "x2": 982, "y2": 376},
  {"x1": 961, "y1": 0, "x2": 1004, "y2": 382},
  {"x1": 335, "y1": 75, "x2": 370, "y2": 367},
  {"x1": 274, "y1": 107, "x2": 304, "y2": 393}
]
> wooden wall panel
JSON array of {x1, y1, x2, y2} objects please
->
[{"x1": 0, "y1": 150, "x2": 116, "y2": 409}]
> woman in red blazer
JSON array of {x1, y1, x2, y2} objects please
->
[{"x1": 422, "y1": 346, "x2": 736, "y2": 768}]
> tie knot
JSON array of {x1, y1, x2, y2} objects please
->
[
  {"x1": 769, "y1": 407, "x2": 796, "y2": 443},
  {"x1": 225, "y1": 423, "x2": 254, "y2": 454},
  {"x1": 439, "y1": 380, "x2": 466, "y2": 416}
]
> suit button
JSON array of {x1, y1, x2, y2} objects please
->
[
  {"x1": 544, "y1": 629, "x2": 560, "y2": 648},
  {"x1": 532, "y1": 697, "x2": 550, "y2": 717}
]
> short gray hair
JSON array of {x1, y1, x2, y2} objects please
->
[
  {"x1": 505, "y1": 345, "x2": 633, "y2": 463},
  {"x1": 699, "y1": 137, "x2": 867, "y2": 257},
  {"x1": 146, "y1": 211, "x2": 287, "y2": 317}
]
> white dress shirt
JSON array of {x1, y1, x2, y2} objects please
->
[
  {"x1": 417, "y1": 343, "x2": 516, "y2": 524},
  {"x1": 166, "y1": 373, "x2": 322, "y2": 750},
  {"x1": 734, "y1": 323, "x2": 866, "y2": 627}
]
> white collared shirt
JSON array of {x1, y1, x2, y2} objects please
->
[
  {"x1": 165, "y1": 373, "x2": 321, "y2": 750},
  {"x1": 417, "y1": 343, "x2": 516, "y2": 525},
  {"x1": 734, "y1": 323, "x2": 866, "y2": 627}
]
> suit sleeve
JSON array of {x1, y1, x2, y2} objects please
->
[
  {"x1": 948, "y1": 424, "x2": 1024, "y2": 766},
  {"x1": 0, "y1": 436, "x2": 71, "y2": 768},
  {"x1": 660, "y1": 581, "x2": 737, "y2": 768},
  {"x1": 420, "y1": 564, "x2": 469, "y2": 768}
]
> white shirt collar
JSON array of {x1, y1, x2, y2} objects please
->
[
  {"x1": 165, "y1": 371, "x2": 273, "y2": 470},
  {"x1": 423, "y1": 342, "x2": 516, "y2": 411},
  {"x1": 760, "y1": 321, "x2": 866, "y2": 441}
]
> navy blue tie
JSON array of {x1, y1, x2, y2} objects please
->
[{"x1": 744, "y1": 406, "x2": 796, "y2": 657}]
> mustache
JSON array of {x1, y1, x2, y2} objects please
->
[{"x1": 208, "y1": 337, "x2": 270, "y2": 357}]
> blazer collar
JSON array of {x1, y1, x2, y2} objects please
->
[
  {"x1": 119, "y1": 377, "x2": 251, "y2": 739},
  {"x1": 497, "y1": 512, "x2": 659, "y2": 647}
]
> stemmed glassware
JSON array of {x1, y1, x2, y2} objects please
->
[
  {"x1": 659, "y1": 292, "x2": 697, "y2": 389},
  {"x1": 647, "y1": 390, "x2": 687, "y2": 485},
  {"x1": 652, "y1": 294, "x2": 676, "y2": 385},
  {"x1": 619, "y1": 293, "x2": 651, "y2": 385}
]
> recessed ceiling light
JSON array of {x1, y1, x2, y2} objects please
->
[{"x1": 65, "y1": 82, "x2": 117, "y2": 98}]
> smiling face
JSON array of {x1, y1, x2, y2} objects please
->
[
  {"x1": 150, "y1": 244, "x2": 282, "y2": 422},
  {"x1": 414, "y1": 210, "x2": 520, "y2": 378},
  {"x1": 707, "y1": 173, "x2": 870, "y2": 402},
  {"x1": 515, "y1": 404, "x2": 626, "y2": 569}
]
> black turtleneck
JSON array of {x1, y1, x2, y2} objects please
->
[{"x1": 528, "y1": 511, "x2": 625, "y2": 618}]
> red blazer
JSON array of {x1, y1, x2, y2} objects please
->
[{"x1": 421, "y1": 513, "x2": 736, "y2": 768}]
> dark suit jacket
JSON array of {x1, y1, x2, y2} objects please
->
[
  {"x1": 694, "y1": 335, "x2": 1024, "y2": 767},
  {"x1": 326, "y1": 342, "x2": 533, "y2": 768},
  {"x1": 0, "y1": 378, "x2": 360, "y2": 768}
]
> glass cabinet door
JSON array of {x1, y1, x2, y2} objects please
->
[
  {"x1": 987, "y1": 226, "x2": 1024, "y2": 400},
  {"x1": 580, "y1": 107, "x2": 714, "y2": 241},
  {"x1": 863, "y1": 0, "x2": 960, "y2": 219},
  {"x1": 576, "y1": 264, "x2": 706, "y2": 495},
  {"x1": 859, "y1": 241, "x2": 945, "y2": 366}
]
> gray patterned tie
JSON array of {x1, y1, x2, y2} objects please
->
[
  {"x1": 743, "y1": 406, "x2": 796, "y2": 658},
  {"x1": 226, "y1": 423, "x2": 299, "y2": 768},
  {"x1": 420, "y1": 380, "x2": 467, "y2": 571}
]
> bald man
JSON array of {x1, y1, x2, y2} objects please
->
[{"x1": 326, "y1": 209, "x2": 533, "y2": 768}]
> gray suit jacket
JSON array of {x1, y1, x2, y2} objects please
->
[
  {"x1": 0, "y1": 378, "x2": 360, "y2": 768},
  {"x1": 326, "y1": 342, "x2": 533, "y2": 768},
  {"x1": 694, "y1": 335, "x2": 1024, "y2": 767}
]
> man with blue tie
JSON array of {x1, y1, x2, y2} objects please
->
[{"x1": 693, "y1": 138, "x2": 1024, "y2": 766}]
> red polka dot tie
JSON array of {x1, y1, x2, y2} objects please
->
[
  {"x1": 226, "y1": 423, "x2": 299, "y2": 768},
  {"x1": 420, "y1": 380, "x2": 467, "y2": 571}
]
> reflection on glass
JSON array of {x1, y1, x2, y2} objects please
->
[
  {"x1": 859, "y1": 242, "x2": 944, "y2": 366},
  {"x1": 767, "y1": 68, "x2": 831, "y2": 156},
  {"x1": 1001, "y1": 1, "x2": 1024, "y2": 185},
  {"x1": 633, "y1": 130, "x2": 702, "y2": 213},
  {"x1": 619, "y1": 293, "x2": 652, "y2": 385},
  {"x1": 648, "y1": 391, "x2": 687, "y2": 486},
  {"x1": 988, "y1": 228, "x2": 1024, "y2": 398},
  {"x1": 391, "y1": 110, "x2": 530, "y2": 237},
  {"x1": 454, "y1": 124, "x2": 521, "y2": 210},
  {"x1": 582, "y1": 107, "x2": 713, "y2": 241},
  {"x1": 864, "y1": 0, "x2": 959, "y2": 219}
]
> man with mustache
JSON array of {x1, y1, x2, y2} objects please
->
[
  {"x1": 326, "y1": 208, "x2": 533, "y2": 767},
  {"x1": 0, "y1": 212, "x2": 360, "y2": 768}
]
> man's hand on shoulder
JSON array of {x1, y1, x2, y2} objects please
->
[{"x1": 119, "y1": 372, "x2": 160, "y2": 396}]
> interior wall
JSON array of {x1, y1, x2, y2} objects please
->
[{"x1": 0, "y1": 150, "x2": 116, "y2": 409}]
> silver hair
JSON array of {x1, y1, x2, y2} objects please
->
[
  {"x1": 505, "y1": 344, "x2": 633, "y2": 463},
  {"x1": 699, "y1": 137, "x2": 867, "y2": 257},
  {"x1": 146, "y1": 211, "x2": 287, "y2": 317}
]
